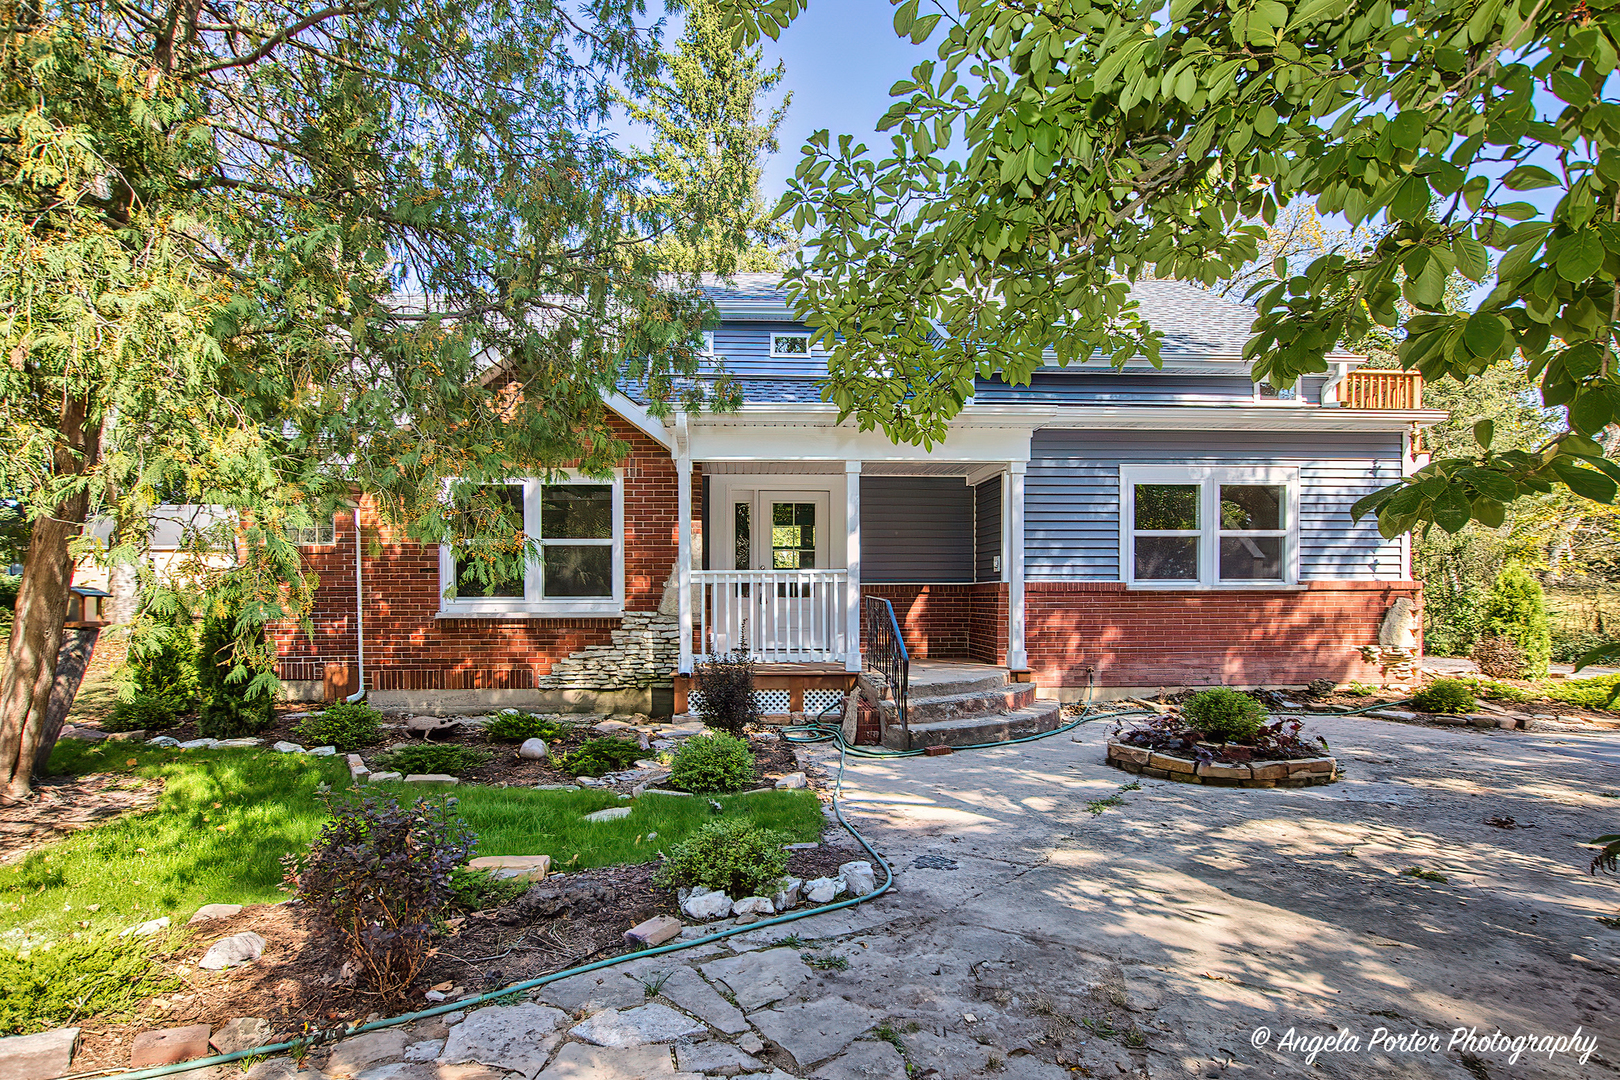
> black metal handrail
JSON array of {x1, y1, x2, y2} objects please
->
[{"x1": 863, "y1": 595, "x2": 910, "y2": 743}]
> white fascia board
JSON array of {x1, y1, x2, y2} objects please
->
[
  {"x1": 686, "y1": 415, "x2": 1038, "y2": 464},
  {"x1": 605, "y1": 392, "x2": 675, "y2": 451},
  {"x1": 1037, "y1": 405, "x2": 1447, "y2": 431}
]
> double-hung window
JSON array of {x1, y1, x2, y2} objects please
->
[
  {"x1": 438, "y1": 473, "x2": 624, "y2": 616},
  {"x1": 769, "y1": 332, "x2": 818, "y2": 358},
  {"x1": 1121, "y1": 467, "x2": 1298, "y2": 588}
]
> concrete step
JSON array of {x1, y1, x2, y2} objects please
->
[
  {"x1": 903, "y1": 665, "x2": 1010, "y2": 699},
  {"x1": 884, "y1": 700, "x2": 1064, "y2": 750},
  {"x1": 899, "y1": 684, "x2": 1037, "y2": 725}
]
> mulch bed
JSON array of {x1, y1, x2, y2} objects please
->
[{"x1": 0, "y1": 771, "x2": 164, "y2": 865}]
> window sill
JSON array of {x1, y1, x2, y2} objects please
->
[
  {"x1": 1125, "y1": 582, "x2": 1307, "y2": 592},
  {"x1": 436, "y1": 605, "x2": 623, "y2": 620}
]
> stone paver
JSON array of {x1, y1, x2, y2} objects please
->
[
  {"x1": 809, "y1": 1040, "x2": 905, "y2": 1080},
  {"x1": 466, "y1": 855, "x2": 550, "y2": 882},
  {"x1": 568, "y1": 1004, "x2": 705, "y2": 1048},
  {"x1": 534, "y1": 1044, "x2": 672, "y2": 1079},
  {"x1": 209, "y1": 1018, "x2": 271, "y2": 1055},
  {"x1": 129, "y1": 1025, "x2": 212, "y2": 1069},
  {"x1": 436, "y1": 1002, "x2": 567, "y2": 1078},
  {"x1": 749, "y1": 998, "x2": 880, "y2": 1072},
  {"x1": 624, "y1": 914, "x2": 682, "y2": 947},
  {"x1": 0, "y1": 1027, "x2": 78, "y2": 1080},
  {"x1": 698, "y1": 948, "x2": 813, "y2": 1011},
  {"x1": 673, "y1": 1042, "x2": 762, "y2": 1076},
  {"x1": 648, "y1": 967, "x2": 749, "y2": 1035},
  {"x1": 324, "y1": 1030, "x2": 410, "y2": 1078},
  {"x1": 535, "y1": 970, "x2": 645, "y2": 1014}
]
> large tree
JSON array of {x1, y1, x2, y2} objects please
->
[
  {"x1": 736, "y1": 0, "x2": 1620, "y2": 523},
  {"x1": 0, "y1": 0, "x2": 752, "y2": 797}
]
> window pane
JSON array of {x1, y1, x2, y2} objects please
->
[
  {"x1": 734, "y1": 502, "x2": 751, "y2": 570},
  {"x1": 1134, "y1": 536, "x2": 1198, "y2": 580},
  {"x1": 771, "y1": 502, "x2": 815, "y2": 569},
  {"x1": 1220, "y1": 536, "x2": 1284, "y2": 581},
  {"x1": 1220, "y1": 485, "x2": 1285, "y2": 531},
  {"x1": 1134, "y1": 485, "x2": 1198, "y2": 530},
  {"x1": 773, "y1": 335, "x2": 809, "y2": 355},
  {"x1": 455, "y1": 485, "x2": 525, "y2": 597},
  {"x1": 543, "y1": 544, "x2": 613, "y2": 597},
  {"x1": 541, "y1": 485, "x2": 611, "y2": 539}
]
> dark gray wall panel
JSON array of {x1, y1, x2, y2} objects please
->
[
  {"x1": 975, "y1": 478, "x2": 1001, "y2": 582},
  {"x1": 861, "y1": 477, "x2": 974, "y2": 583}
]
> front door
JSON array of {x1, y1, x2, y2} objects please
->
[{"x1": 756, "y1": 492, "x2": 831, "y2": 656}]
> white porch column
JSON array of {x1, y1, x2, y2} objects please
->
[
  {"x1": 845, "y1": 460, "x2": 862, "y2": 672},
  {"x1": 675, "y1": 413, "x2": 693, "y2": 675},
  {"x1": 1007, "y1": 460, "x2": 1028, "y2": 670}
]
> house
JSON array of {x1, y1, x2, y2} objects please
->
[{"x1": 269, "y1": 276, "x2": 1440, "y2": 731}]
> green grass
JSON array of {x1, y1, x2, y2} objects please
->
[{"x1": 1, "y1": 742, "x2": 820, "y2": 939}]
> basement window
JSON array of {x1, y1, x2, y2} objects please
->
[{"x1": 1120, "y1": 466, "x2": 1298, "y2": 588}]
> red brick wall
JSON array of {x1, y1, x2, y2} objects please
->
[
  {"x1": 271, "y1": 418, "x2": 677, "y2": 691},
  {"x1": 859, "y1": 584, "x2": 974, "y2": 660},
  {"x1": 1022, "y1": 581, "x2": 1423, "y2": 688},
  {"x1": 968, "y1": 583, "x2": 1007, "y2": 665}
]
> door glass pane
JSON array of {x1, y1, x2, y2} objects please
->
[
  {"x1": 1220, "y1": 485, "x2": 1285, "y2": 531},
  {"x1": 771, "y1": 502, "x2": 816, "y2": 569},
  {"x1": 1220, "y1": 536, "x2": 1284, "y2": 581},
  {"x1": 734, "y1": 502, "x2": 751, "y2": 570},
  {"x1": 456, "y1": 484, "x2": 525, "y2": 597},
  {"x1": 540, "y1": 484, "x2": 612, "y2": 539},
  {"x1": 1134, "y1": 485, "x2": 1198, "y2": 530},
  {"x1": 542, "y1": 544, "x2": 613, "y2": 597},
  {"x1": 1134, "y1": 536, "x2": 1198, "y2": 580}
]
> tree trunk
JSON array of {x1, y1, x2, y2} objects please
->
[{"x1": 0, "y1": 394, "x2": 101, "y2": 799}]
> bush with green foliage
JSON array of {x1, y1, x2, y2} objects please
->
[
  {"x1": 558, "y1": 737, "x2": 646, "y2": 777},
  {"x1": 284, "y1": 792, "x2": 473, "y2": 999},
  {"x1": 195, "y1": 606, "x2": 272, "y2": 739},
  {"x1": 106, "y1": 694, "x2": 176, "y2": 733},
  {"x1": 0, "y1": 932, "x2": 182, "y2": 1036},
  {"x1": 448, "y1": 865, "x2": 530, "y2": 912},
  {"x1": 669, "y1": 732, "x2": 756, "y2": 794},
  {"x1": 694, "y1": 651, "x2": 759, "y2": 737},
  {"x1": 294, "y1": 703, "x2": 384, "y2": 751},
  {"x1": 1480, "y1": 566, "x2": 1551, "y2": 679},
  {"x1": 483, "y1": 710, "x2": 571, "y2": 743},
  {"x1": 654, "y1": 818, "x2": 789, "y2": 898},
  {"x1": 126, "y1": 614, "x2": 200, "y2": 712},
  {"x1": 373, "y1": 743, "x2": 491, "y2": 776},
  {"x1": 1411, "y1": 679, "x2": 1477, "y2": 714},
  {"x1": 1547, "y1": 672, "x2": 1620, "y2": 711},
  {"x1": 1180, "y1": 688, "x2": 1264, "y2": 743}
]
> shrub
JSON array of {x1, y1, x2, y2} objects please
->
[
  {"x1": 373, "y1": 743, "x2": 491, "y2": 776},
  {"x1": 1114, "y1": 713, "x2": 1328, "y2": 762},
  {"x1": 483, "y1": 710, "x2": 571, "y2": 743},
  {"x1": 557, "y1": 737, "x2": 645, "y2": 777},
  {"x1": 294, "y1": 702, "x2": 383, "y2": 751},
  {"x1": 1480, "y1": 565, "x2": 1551, "y2": 678},
  {"x1": 195, "y1": 606, "x2": 273, "y2": 739},
  {"x1": 126, "y1": 615, "x2": 199, "y2": 712},
  {"x1": 1180, "y1": 688, "x2": 1264, "y2": 743},
  {"x1": 284, "y1": 792, "x2": 473, "y2": 999},
  {"x1": 669, "y1": 732, "x2": 756, "y2": 794},
  {"x1": 1472, "y1": 635, "x2": 1527, "y2": 680},
  {"x1": 1411, "y1": 678, "x2": 1476, "y2": 714},
  {"x1": 106, "y1": 694, "x2": 175, "y2": 733},
  {"x1": 1547, "y1": 672, "x2": 1620, "y2": 711},
  {"x1": 654, "y1": 818, "x2": 789, "y2": 898},
  {"x1": 694, "y1": 650, "x2": 759, "y2": 737},
  {"x1": 0, "y1": 932, "x2": 183, "y2": 1036}
]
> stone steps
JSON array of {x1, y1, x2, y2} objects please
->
[{"x1": 883, "y1": 700, "x2": 1064, "y2": 750}]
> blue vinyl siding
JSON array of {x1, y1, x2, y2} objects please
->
[
  {"x1": 861, "y1": 477, "x2": 974, "y2": 583},
  {"x1": 975, "y1": 372, "x2": 1260, "y2": 405},
  {"x1": 975, "y1": 478, "x2": 1001, "y2": 582},
  {"x1": 704, "y1": 322, "x2": 829, "y2": 378},
  {"x1": 1025, "y1": 430, "x2": 1405, "y2": 581}
]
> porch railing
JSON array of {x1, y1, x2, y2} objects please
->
[
  {"x1": 1341, "y1": 369, "x2": 1423, "y2": 410},
  {"x1": 863, "y1": 595, "x2": 910, "y2": 745},
  {"x1": 693, "y1": 569, "x2": 850, "y2": 663}
]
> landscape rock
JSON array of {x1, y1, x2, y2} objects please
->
[
  {"x1": 405, "y1": 715, "x2": 458, "y2": 739},
  {"x1": 198, "y1": 932, "x2": 266, "y2": 970},
  {"x1": 436, "y1": 1002, "x2": 567, "y2": 1078},
  {"x1": 0, "y1": 1027, "x2": 78, "y2": 1080},
  {"x1": 517, "y1": 739, "x2": 548, "y2": 761},
  {"x1": 130, "y1": 1025, "x2": 212, "y2": 1069},
  {"x1": 308, "y1": 746, "x2": 338, "y2": 757},
  {"x1": 401, "y1": 1041, "x2": 443, "y2": 1063},
  {"x1": 324, "y1": 1030, "x2": 411, "y2": 1078},
  {"x1": 148, "y1": 736, "x2": 182, "y2": 748},
  {"x1": 209, "y1": 1018, "x2": 272, "y2": 1055},
  {"x1": 535, "y1": 1044, "x2": 673, "y2": 1079},
  {"x1": 536, "y1": 970, "x2": 645, "y2": 1014},
  {"x1": 750, "y1": 997, "x2": 881, "y2": 1071},
  {"x1": 804, "y1": 876, "x2": 846, "y2": 904},
  {"x1": 675, "y1": 1042, "x2": 762, "y2": 1076},
  {"x1": 699, "y1": 948, "x2": 813, "y2": 1010},
  {"x1": 177, "y1": 739, "x2": 217, "y2": 750},
  {"x1": 624, "y1": 914, "x2": 683, "y2": 947},
  {"x1": 774, "y1": 772, "x2": 807, "y2": 789},
  {"x1": 213, "y1": 739, "x2": 261, "y2": 749},
  {"x1": 811, "y1": 1040, "x2": 907, "y2": 1080},
  {"x1": 737, "y1": 1033, "x2": 764, "y2": 1054},
  {"x1": 730, "y1": 896, "x2": 774, "y2": 918},
  {"x1": 771, "y1": 877, "x2": 804, "y2": 912},
  {"x1": 272, "y1": 742, "x2": 306, "y2": 753},
  {"x1": 403, "y1": 774, "x2": 458, "y2": 784},
  {"x1": 122, "y1": 916, "x2": 171, "y2": 938},
  {"x1": 567, "y1": 1004, "x2": 705, "y2": 1048},
  {"x1": 369, "y1": 772, "x2": 402, "y2": 782},
  {"x1": 583, "y1": 807, "x2": 632, "y2": 823},
  {"x1": 649, "y1": 966, "x2": 749, "y2": 1035},
  {"x1": 58, "y1": 725, "x2": 107, "y2": 742},
  {"x1": 592, "y1": 720, "x2": 636, "y2": 735},
  {"x1": 838, "y1": 861, "x2": 876, "y2": 896},
  {"x1": 681, "y1": 889, "x2": 732, "y2": 921},
  {"x1": 465, "y1": 855, "x2": 550, "y2": 882},
  {"x1": 188, "y1": 904, "x2": 243, "y2": 925}
]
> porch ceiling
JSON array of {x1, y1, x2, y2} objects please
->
[{"x1": 701, "y1": 461, "x2": 994, "y2": 476}]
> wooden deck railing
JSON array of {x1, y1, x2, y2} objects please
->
[{"x1": 1341, "y1": 369, "x2": 1423, "y2": 410}]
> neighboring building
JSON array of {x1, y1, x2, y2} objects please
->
[{"x1": 270, "y1": 276, "x2": 1440, "y2": 714}]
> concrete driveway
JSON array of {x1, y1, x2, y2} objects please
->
[{"x1": 794, "y1": 712, "x2": 1620, "y2": 1079}]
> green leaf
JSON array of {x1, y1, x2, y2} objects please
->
[
  {"x1": 1570, "y1": 388, "x2": 1616, "y2": 434},
  {"x1": 1556, "y1": 229, "x2": 1605, "y2": 282},
  {"x1": 1470, "y1": 497, "x2": 1506, "y2": 529},
  {"x1": 1550, "y1": 457, "x2": 1620, "y2": 502},
  {"x1": 1502, "y1": 165, "x2": 1560, "y2": 190},
  {"x1": 1452, "y1": 235, "x2": 1489, "y2": 282},
  {"x1": 1550, "y1": 69, "x2": 1592, "y2": 105},
  {"x1": 1472, "y1": 419, "x2": 1494, "y2": 451},
  {"x1": 1463, "y1": 312, "x2": 1506, "y2": 358},
  {"x1": 1389, "y1": 175, "x2": 1431, "y2": 222},
  {"x1": 1433, "y1": 486, "x2": 1473, "y2": 533},
  {"x1": 1350, "y1": 481, "x2": 1407, "y2": 521}
]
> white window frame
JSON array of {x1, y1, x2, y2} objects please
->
[
  {"x1": 769, "y1": 332, "x2": 821, "y2": 358},
  {"x1": 1120, "y1": 466, "x2": 1300, "y2": 589},
  {"x1": 287, "y1": 516, "x2": 336, "y2": 546},
  {"x1": 438, "y1": 471, "x2": 624, "y2": 617},
  {"x1": 701, "y1": 330, "x2": 716, "y2": 356},
  {"x1": 1253, "y1": 376, "x2": 1304, "y2": 405}
]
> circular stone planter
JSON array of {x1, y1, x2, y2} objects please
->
[{"x1": 1106, "y1": 740, "x2": 1337, "y2": 787}]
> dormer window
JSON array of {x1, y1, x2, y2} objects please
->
[
  {"x1": 1255, "y1": 377, "x2": 1301, "y2": 403},
  {"x1": 770, "y1": 333, "x2": 817, "y2": 357},
  {"x1": 701, "y1": 331, "x2": 716, "y2": 356}
]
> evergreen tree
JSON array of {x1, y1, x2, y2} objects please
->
[{"x1": 1482, "y1": 565, "x2": 1553, "y2": 678}]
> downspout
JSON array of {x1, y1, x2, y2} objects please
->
[
  {"x1": 346, "y1": 508, "x2": 366, "y2": 703},
  {"x1": 1321, "y1": 361, "x2": 1349, "y2": 406}
]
